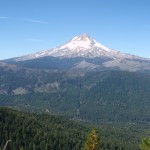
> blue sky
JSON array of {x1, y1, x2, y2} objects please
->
[{"x1": 0, "y1": 0, "x2": 150, "y2": 60}]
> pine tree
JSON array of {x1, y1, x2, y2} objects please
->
[
  {"x1": 84, "y1": 128, "x2": 100, "y2": 150},
  {"x1": 140, "y1": 137, "x2": 150, "y2": 150}
]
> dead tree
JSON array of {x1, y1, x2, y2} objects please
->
[{"x1": 3, "y1": 140, "x2": 11, "y2": 150}]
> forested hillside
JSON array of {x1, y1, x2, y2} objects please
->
[
  {"x1": 0, "y1": 68, "x2": 150, "y2": 124},
  {"x1": 0, "y1": 107, "x2": 88, "y2": 150},
  {"x1": 1, "y1": 107, "x2": 150, "y2": 150}
]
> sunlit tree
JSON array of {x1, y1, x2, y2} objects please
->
[
  {"x1": 84, "y1": 128, "x2": 100, "y2": 150},
  {"x1": 140, "y1": 137, "x2": 150, "y2": 150}
]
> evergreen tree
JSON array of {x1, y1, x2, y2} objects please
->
[
  {"x1": 84, "y1": 128, "x2": 100, "y2": 150},
  {"x1": 140, "y1": 137, "x2": 150, "y2": 150}
]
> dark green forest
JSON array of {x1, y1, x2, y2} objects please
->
[
  {"x1": 0, "y1": 107, "x2": 150, "y2": 150},
  {"x1": 0, "y1": 70, "x2": 150, "y2": 124},
  {"x1": 1, "y1": 67, "x2": 150, "y2": 149},
  {"x1": 0, "y1": 107, "x2": 88, "y2": 150}
]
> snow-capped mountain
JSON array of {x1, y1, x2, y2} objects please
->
[
  {"x1": 14, "y1": 33, "x2": 141, "y2": 60},
  {"x1": 5, "y1": 33, "x2": 150, "y2": 72}
]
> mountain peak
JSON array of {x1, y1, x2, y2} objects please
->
[
  {"x1": 71, "y1": 33, "x2": 93, "y2": 43},
  {"x1": 59, "y1": 33, "x2": 110, "y2": 51},
  {"x1": 70, "y1": 33, "x2": 97, "y2": 47},
  {"x1": 6, "y1": 34, "x2": 150, "y2": 72}
]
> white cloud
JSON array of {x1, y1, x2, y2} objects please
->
[{"x1": 24, "y1": 18, "x2": 49, "y2": 24}]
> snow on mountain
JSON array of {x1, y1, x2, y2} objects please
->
[
  {"x1": 7, "y1": 33, "x2": 150, "y2": 72},
  {"x1": 48, "y1": 33, "x2": 117, "y2": 58},
  {"x1": 59, "y1": 33, "x2": 111, "y2": 51},
  {"x1": 14, "y1": 33, "x2": 144, "y2": 61}
]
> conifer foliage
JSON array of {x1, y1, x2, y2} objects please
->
[
  {"x1": 140, "y1": 137, "x2": 150, "y2": 150},
  {"x1": 0, "y1": 107, "x2": 88, "y2": 150},
  {"x1": 84, "y1": 129, "x2": 100, "y2": 150}
]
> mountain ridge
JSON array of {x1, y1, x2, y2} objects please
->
[
  {"x1": 3, "y1": 33, "x2": 150, "y2": 72},
  {"x1": 11, "y1": 33, "x2": 148, "y2": 60}
]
